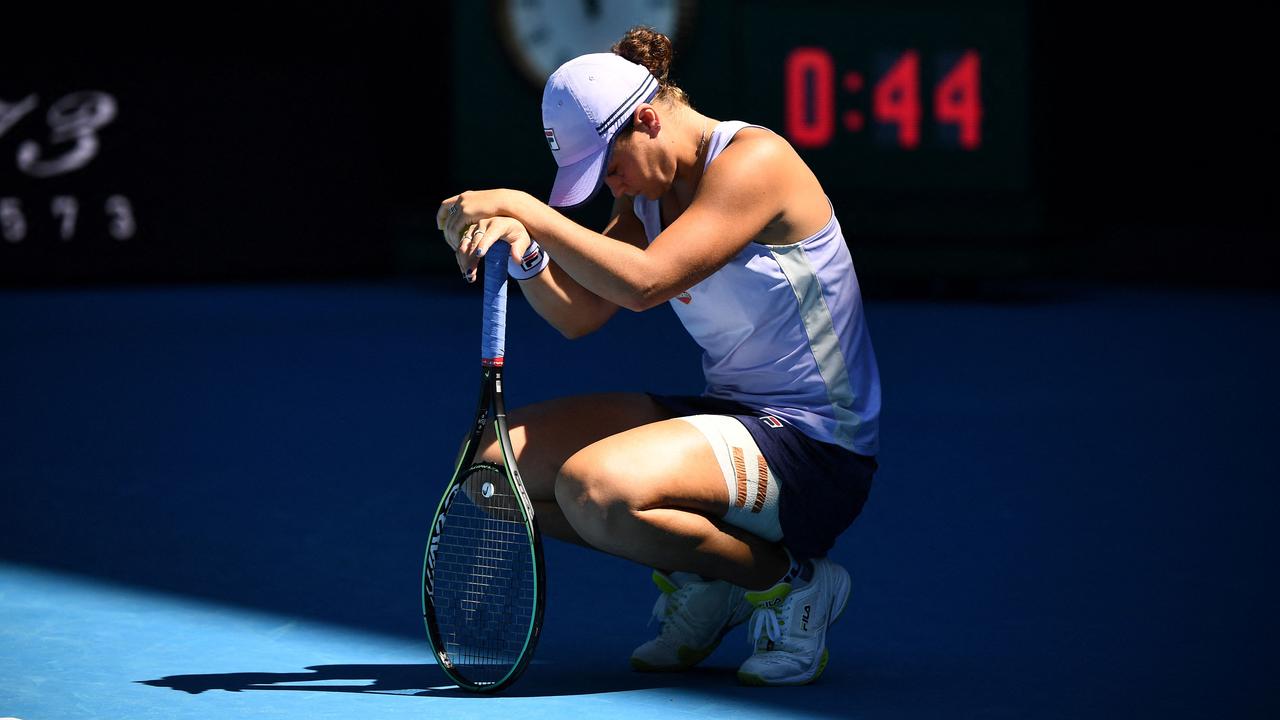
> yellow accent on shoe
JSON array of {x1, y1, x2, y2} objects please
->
[
  {"x1": 652, "y1": 570, "x2": 679, "y2": 595},
  {"x1": 813, "y1": 648, "x2": 830, "y2": 681},
  {"x1": 744, "y1": 582, "x2": 792, "y2": 608}
]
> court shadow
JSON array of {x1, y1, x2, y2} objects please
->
[{"x1": 137, "y1": 662, "x2": 732, "y2": 699}]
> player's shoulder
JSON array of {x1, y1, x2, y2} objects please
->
[
  {"x1": 717, "y1": 125, "x2": 794, "y2": 165},
  {"x1": 702, "y1": 125, "x2": 804, "y2": 194}
]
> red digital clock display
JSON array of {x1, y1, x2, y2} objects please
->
[
  {"x1": 735, "y1": 1, "x2": 1028, "y2": 194},
  {"x1": 785, "y1": 48, "x2": 983, "y2": 151}
]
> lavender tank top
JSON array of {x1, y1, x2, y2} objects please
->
[{"x1": 633, "y1": 121, "x2": 881, "y2": 455}]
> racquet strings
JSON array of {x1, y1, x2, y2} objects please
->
[{"x1": 432, "y1": 462, "x2": 536, "y2": 685}]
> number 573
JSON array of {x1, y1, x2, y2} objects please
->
[{"x1": 1, "y1": 195, "x2": 136, "y2": 244}]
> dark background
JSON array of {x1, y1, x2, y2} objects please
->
[{"x1": 1, "y1": 1, "x2": 1272, "y2": 292}]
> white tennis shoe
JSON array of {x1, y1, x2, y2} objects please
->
[
  {"x1": 737, "y1": 557, "x2": 852, "y2": 686},
  {"x1": 630, "y1": 570, "x2": 754, "y2": 672}
]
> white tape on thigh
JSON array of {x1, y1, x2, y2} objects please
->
[{"x1": 678, "y1": 414, "x2": 783, "y2": 542}]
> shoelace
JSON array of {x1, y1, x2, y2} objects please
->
[
  {"x1": 649, "y1": 589, "x2": 674, "y2": 624},
  {"x1": 747, "y1": 602, "x2": 787, "y2": 649},
  {"x1": 649, "y1": 584, "x2": 699, "y2": 639}
]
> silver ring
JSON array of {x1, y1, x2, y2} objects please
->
[{"x1": 473, "y1": 230, "x2": 485, "y2": 237}]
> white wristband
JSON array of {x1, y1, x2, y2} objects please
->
[{"x1": 508, "y1": 239, "x2": 550, "y2": 281}]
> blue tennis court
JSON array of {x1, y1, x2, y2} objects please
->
[{"x1": 2, "y1": 281, "x2": 1275, "y2": 718}]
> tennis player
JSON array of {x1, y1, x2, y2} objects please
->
[{"x1": 437, "y1": 27, "x2": 880, "y2": 686}]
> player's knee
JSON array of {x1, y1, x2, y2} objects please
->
[
  {"x1": 553, "y1": 460, "x2": 594, "y2": 519},
  {"x1": 554, "y1": 455, "x2": 631, "y2": 539}
]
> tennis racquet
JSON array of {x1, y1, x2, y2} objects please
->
[{"x1": 422, "y1": 240, "x2": 546, "y2": 693}]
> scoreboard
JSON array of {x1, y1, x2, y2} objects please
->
[
  {"x1": 455, "y1": 0, "x2": 1037, "y2": 240},
  {"x1": 737, "y1": 1, "x2": 1030, "y2": 193}
]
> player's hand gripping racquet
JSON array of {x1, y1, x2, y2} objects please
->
[{"x1": 422, "y1": 241, "x2": 546, "y2": 693}]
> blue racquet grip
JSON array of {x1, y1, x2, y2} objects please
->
[{"x1": 480, "y1": 241, "x2": 509, "y2": 366}]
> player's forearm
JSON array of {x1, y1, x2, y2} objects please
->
[
  {"x1": 515, "y1": 259, "x2": 617, "y2": 339},
  {"x1": 507, "y1": 192, "x2": 656, "y2": 311}
]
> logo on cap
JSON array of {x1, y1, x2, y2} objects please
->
[{"x1": 544, "y1": 128, "x2": 560, "y2": 151}]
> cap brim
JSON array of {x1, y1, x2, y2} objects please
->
[{"x1": 548, "y1": 147, "x2": 607, "y2": 209}]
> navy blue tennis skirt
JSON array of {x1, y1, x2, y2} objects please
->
[{"x1": 646, "y1": 392, "x2": 876, "y2": 561}]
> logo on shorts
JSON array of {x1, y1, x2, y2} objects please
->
[
  {"x1": 676, "y1": 291, "x2": 692, "y2": 304},
  {"x1": 544, "y1": 128, "x2": 560, "y2": 151},
  {"x1": 759, "y1": 415, "x2": 783, "y2": 429}
]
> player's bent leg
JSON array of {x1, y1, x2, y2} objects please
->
[
  {"x1": 467, "y1": 392, "x2": 673, "y2": 546},
  {"x1": 554, "y1": 417, "x2": 789, "y2": 588},
  {"x1": 554, "y1": 417, "x2": 787, "y2": 672},
  {"x1": 472, "y1": 392, "x2": 671, "y2": 499}
]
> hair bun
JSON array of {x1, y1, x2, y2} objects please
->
[{"x1": 612, "y1": 26, "x2": 674, "y2": 85}]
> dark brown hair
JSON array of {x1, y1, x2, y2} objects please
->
[{"x1": 612, "y1": 26, "x2": 690, "y2": 107}]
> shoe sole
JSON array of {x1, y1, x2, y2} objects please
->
[
  {"x1": 736, "y1": 561, "x2": 851, "y2": 687},
  {"x1": 738, "y1": 648, "x2": 828, "y2": 687}
]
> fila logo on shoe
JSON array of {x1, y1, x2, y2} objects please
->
[{"x1": 802, "y1": 604, "x2": 812, "y2": 631}]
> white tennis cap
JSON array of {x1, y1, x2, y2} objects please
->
[{"x1": 541, "y1": 53, "x2": 659, "y2": 208}]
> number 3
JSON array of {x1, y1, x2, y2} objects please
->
[
  {"x1": 16, "y1": 92, "x2": 118, "y2": 179},
  {"x1": 106, "y1": 195, "x2": 135, "y2": 241}
]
